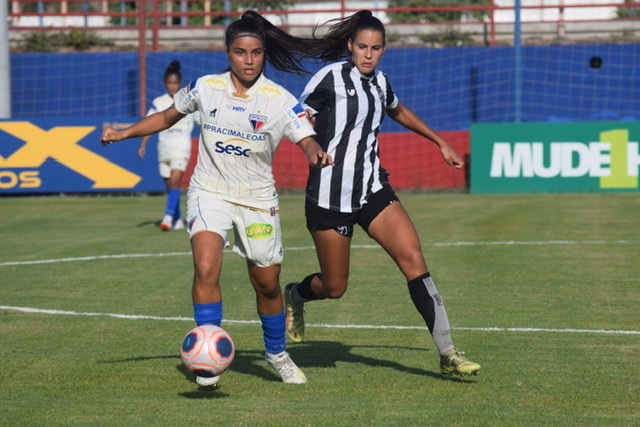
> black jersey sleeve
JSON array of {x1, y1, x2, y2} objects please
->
[{"x1": 300, "y1": 67, "x2": 335, "y2": 115}]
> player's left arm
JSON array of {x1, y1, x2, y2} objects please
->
[
  {"x1": 297, "y1": 136, "x2": 334, "y2": 168},
  {"x1": 387, "y1": 101, "x2": 464, "y2": 169}
]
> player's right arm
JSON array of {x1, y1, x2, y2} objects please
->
[{"x1": 101, "y1": 105, "x2": 185, "y2": 146}]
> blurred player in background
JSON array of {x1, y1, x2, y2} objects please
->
[
  {"x1": 137, "y1": 60, "x2": 196, "y2": 231},
  {"x1": 284, "y1": 10, "x2": 481, "y2": 377},
  {"x1": 101, "y1": 11, "x2": 332, "y2": 386}
]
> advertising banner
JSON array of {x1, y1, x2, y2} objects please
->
[
  {"x1": 471, "y1": 121, "x2": 640, "y2": 193},
  {"x1": 2, "y1": 119, "x2": 470, "y2": 194},
  {"x1": 0, "y1": 118, "x2": 165, "y2": 194}
]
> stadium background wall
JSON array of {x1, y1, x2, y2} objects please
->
[
  {"x1": 3, "y1": 44, "x2": 639, "y2": 193},
  {"x1": 10, "y1": 45, "x2": 640, "y2": 127}
]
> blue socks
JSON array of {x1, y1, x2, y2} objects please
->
[
  {"x1": 259, "y1": 310, "x2": 287, "y2": 354},
  {"x1": 193, "y1": 302, "x2": 222, "y2": 326},
  {"x1": 165, "y1": 188, "x2": 181, "y2": 220},
  {"x1": 194, "y1": 303, "x2": 287, "y2": 355}
]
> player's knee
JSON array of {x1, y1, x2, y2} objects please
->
[
  {"x1": 323, "y1": 279, "x2": 348, "y2": 299},
  {"x1": 255, "y1": 284, "x2": 280, "y2": 300},
  {"x1": 193, "y1": 260, "x2": 218, "y2": 283},
  {"x1": 398, "y1": 249, "x2": 427, "y2": 275}
]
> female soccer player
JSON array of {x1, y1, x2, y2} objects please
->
[
  {"x1": 137, "y1": 60, "x2": 196, "y2": 231},
  {"x1": 101, "y1": 11, "x2": 333, "y2": 386},
  {"x1": 284, "y1": 10, "x2": 481, "y2": 377}
]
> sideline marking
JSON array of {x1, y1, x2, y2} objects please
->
[
  {"x1": 1, "y1": 305, "x2": 638, "y2": 335},
  {"x1": 1, "y1": 240, "x2": 638, "y2": 267}
]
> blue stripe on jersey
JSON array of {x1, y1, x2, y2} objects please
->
[{"x1": 292, "y1": 103, "x2": 306, "y2": 118}]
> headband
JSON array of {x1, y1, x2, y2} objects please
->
[{"x1": 227, "y1": 34, "x2": 265, "y2": 46}]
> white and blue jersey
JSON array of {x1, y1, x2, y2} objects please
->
[{"x1": 174, "y1": 72, "x2": 315, "y2": 210}]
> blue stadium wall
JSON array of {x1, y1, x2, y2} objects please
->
[{"x1": 10, "y1": 44, "x2": 640, "y2": 131}]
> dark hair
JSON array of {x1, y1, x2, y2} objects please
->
[
  {"x1": 164, "y1": 60, "x2": 182, "y2": 81},
  {"x1": 311, "y1": 10, "x2": 386, "y2": 63},
  {"x1": 225, "y1": 10, "x2": 315, "y2": 75}
]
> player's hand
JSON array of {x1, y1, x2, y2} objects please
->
[
  {"x1": 305, "y1": 109, "x2": 317, "y2": 127},
  {"x1": 137, "y1": 146, "x2": 146, "y2": 160},
  {"x1": 440, "y1": 144, "x2": 465, "y2": 169},
  {"x1": 100, "y1": 127, "x2": 122, "y2": 146},
  {"x1": 310, "y1": 150, "x2": 334, "y2": 168}
]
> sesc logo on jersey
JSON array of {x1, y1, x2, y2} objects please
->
[{"x1": 249, "y1": 114, "x2": 267, "y2": 132}]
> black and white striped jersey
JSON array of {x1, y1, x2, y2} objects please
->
[{"x1": 300, "y1": 61, "x2": 399, "y2": 213}]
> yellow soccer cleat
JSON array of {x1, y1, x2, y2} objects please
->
[
  {"x1": 284, "y1": 283, "x2": 305, "y2": 342},
  {"x1": 440, "y1": 348, "x2": 481, "y2": 377}
]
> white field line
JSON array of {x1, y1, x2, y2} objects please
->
[
  {"x1": 1, "y1": 239, "x2": 639, "y2": 267},
  {"x1": 1, "y1": 305, "x2": 638, "y2": 335}
]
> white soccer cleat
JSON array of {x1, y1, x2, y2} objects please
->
[
  {"x1": 173, "y1": 219, "x2": 185, "y2": 230},
  {"x1": 160, "y1": 214, "x2": 173, "y2": 231},
  {"x1": 265, "y1": 351, "x2": 307, "y2": 384},
  {"x1": 196, "y1": 375, "x2": 220, "y2": 387}
]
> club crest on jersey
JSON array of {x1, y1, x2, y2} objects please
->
[{"x1": 249, "y1": 114, "x2": 267, "y2": 132}]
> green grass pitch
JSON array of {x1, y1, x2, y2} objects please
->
[{"x1": 1, "y1": 192, "x2": 638, "y2": 425}]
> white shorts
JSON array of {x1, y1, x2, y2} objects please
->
[
  {"x1": 159, "y1": 158, "x2": 189, "y2": 179},
  {"x1": 186, "y1": 191, "x2": 283, "y2": 268}
]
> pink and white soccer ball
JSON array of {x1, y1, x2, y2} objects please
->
[{"x1": 180, "y1": 325, "x2": 235, "y2": 377}]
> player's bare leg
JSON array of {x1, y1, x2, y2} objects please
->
[
  {"x1": 190, "y1": 231, "x2": 225, "y2": 386},
  {"x1": 368, "y1": 202, "x2": 480, "y2": 377},
  {"x1": 247, "y1": 263, "x2": 283, "y2": 315},
  {"x1": 285, "y1": 230, "x2": 351, "y2": 342},
  {"x1": 190, "y1": 231, "x2": 224, "y2": 304},
  {"x1": 310, "y1": 230, "x2": 351, "y2": 298}
]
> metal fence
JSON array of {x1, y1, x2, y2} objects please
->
[
  {"x1": 4, "y1": 0, "x2": 640, "y2": 117},
  {"x1": 7, "y1": 0, "x2": 640, "y2": 50}
]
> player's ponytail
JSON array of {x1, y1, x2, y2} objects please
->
[
  {"x1": 311, "y1": 10, "x2": 386, "y2": 63},
  {"x1": 164, "y1": 60, "x2": 182, "y2": 81},
  {"x1": 225, "y1": 10, "x2": 315, "y2": 76}
]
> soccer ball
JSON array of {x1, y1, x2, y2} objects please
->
[{"x1": 180, "y1": 325, "x2": 235, "y2": 377}]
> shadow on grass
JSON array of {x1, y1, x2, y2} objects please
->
[
  {"x1": 174, "y1": 350, "x2": 284, "y2": 386},
  {"x1": 98, "y1": 354, "x2": 179, "y2": 364},
  {"x1": 290, "y1": 340, "x2": 456, "y2": 381},
  {"x1": 184, "y1": 341, "x2": 474, "y2": 384},
  {"x1": 135, "y1": 220, "x2": 161, "y2": 228},
  {"x1": 177, "y1": 362, "x2": 231, "y2": 399},
  {"x1": 97, "y1": 340, "x2": 475, "y2": 395},
  {"x1": 179, "y1": 387, "x2": 231, "y2": 399}
]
